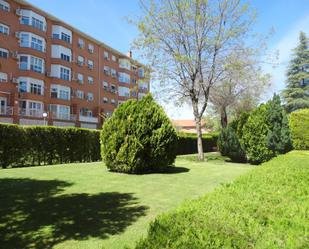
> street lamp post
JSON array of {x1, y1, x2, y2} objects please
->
[{"x1": 42, "y1": 112, "x2": 48, "y2": 126}]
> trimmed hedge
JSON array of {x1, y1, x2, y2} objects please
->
[
  {"x1": 0, "y1": 123, "x2": 100, "y2": 168},
  {"x1": 176, "y1": 132, "x2": 218, "y2": 155},
  {"x1": 289, "y1": 108, "x2": 309, "y2": 150},
  {"x1": 134, "y1": 151, "x2": 309, "y2": 249},
  {"x1": 0, "y1": 123, "x2": 218, "y2": 168}
]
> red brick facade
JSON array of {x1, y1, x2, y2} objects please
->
[{"x1": 0, "y1": 0, "x2": 149, "y2": 129}]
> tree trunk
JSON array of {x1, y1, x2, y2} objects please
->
[
  {"x1": 195, "y1": 117, "x2": 204, "y2": 161},
  {"x1": 220, "y1": 106, "x2": 228, "y2": 128}
]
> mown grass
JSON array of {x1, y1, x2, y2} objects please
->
[
  {"x1": 0, "y1": 153, "x2": 251, "y2": 249},
  {"x1": 135, "y1": 151, "x2": 309, "y2": 249}
]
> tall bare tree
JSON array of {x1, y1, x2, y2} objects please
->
[
  {"x1": 134, "y1": 0, "x2": 257, "y2": 160},
  {"x1": 209, "y1": 50, "x2": 271, "y2": 128}
]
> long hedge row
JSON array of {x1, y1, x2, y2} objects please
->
[
  {"x1": 134, "y1": 151, "x2": 309, "y2": 249},
  {"x1": 0, "y1": 123, "x2": 218, "y2": 168},
  {"x1": 0, "y1": 124, "x2": 100, "y2": 168}
]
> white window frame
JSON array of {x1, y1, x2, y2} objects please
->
[
  {"x1": 0, "y1": 0, "x2": 10, "y2": 12},
  {"x1": 0, "y1": 72, "x2": 8, "y2": 82},
  {"x1": 0, "y1": 23, "x2": 9, "y2": 35}
]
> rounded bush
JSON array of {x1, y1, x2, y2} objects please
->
[{"x1": 100, "y1": 94, "x2": 178, "y2": 173}]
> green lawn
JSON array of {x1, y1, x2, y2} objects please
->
[{"x1": 0, "y1": 153, "x2": 251, "y2": 249}]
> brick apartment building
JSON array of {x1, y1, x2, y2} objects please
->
[{"x1": 0, "y1": 0, "x2": 149, "y2": 129}]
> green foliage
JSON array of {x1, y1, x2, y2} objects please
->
[
  {"x1": 289, "y1": 108, "x2": 309, "y2": 150},
  {"x1": 100, "y1": 94, "x2": 178, "y2": 173},
  {"x1": 218, "y1": 126, "x2": 246, "y2": 163},
  {"x1": 242, "y1": 95, "x2": 292, "y2": 164},
  {"x1": 134, "y1": 151, "x2": 309, "y2": 249},
  {"x1": 176, "y1": 132, "x2": 218, "y2": 155},
  {"x1": 0, "y1": 124, "x2": 100, "y2": 168},
  {"x1": 282, "y1": 31, "x2": 309, "y2": 112}
]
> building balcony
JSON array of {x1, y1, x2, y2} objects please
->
[
  {"x1": 52, "y1": 112, "x2": 76, "y2": 121},
  {"x1": 19, "y1": 108, "x2": 43, "y2": 118},
  {"x1": 79, "y1": 115, "x2": 98, "y2": 123},
  {"x1": 0, "y1": 106, "x2": 13, "y2": 116}
]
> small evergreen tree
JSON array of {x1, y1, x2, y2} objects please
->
[
  {"x1": 282, "y1": 31, "x2": 309, "y2": 112},
  {"x1": 100, "y1": 94, "x2": 178, "y2": 174}
]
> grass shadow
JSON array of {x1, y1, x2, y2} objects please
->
[{"x1": 0, "y1": 178, "x2": 148, "y2": 249}]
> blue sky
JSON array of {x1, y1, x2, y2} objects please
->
[{"x1": 27, "y1": 0, "x2": 309, "y2": 119}]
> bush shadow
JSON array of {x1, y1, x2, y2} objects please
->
[{"x1": 0, "y1": 178, "x2": 148, "y2": 249}]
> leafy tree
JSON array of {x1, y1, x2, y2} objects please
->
[
  {"x1": 134, "y1": 0, "x2": 257, "y2": 161},
  {"x1": 100, "y1": 94, "x2": 178, "y2": 174},
  {"x1": 209, "y1": 51, "x2": 270, "y2": 128},
  {"x1": 282, "y1": 31, "x2": 309, "y2": 112}
]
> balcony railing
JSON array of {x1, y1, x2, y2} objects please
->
[
  {"x1": 19, "y1": 108, "x2": 43, "y2": 118},
  {"x1": 51, "y1": 112, "x2": 76, "y2": 121},
  {"x1": 0, "y1": 106, "x2": 13, "y2": 116},
  {"x1": 79, "y1": 115, "x2": 98, "y2": 123}
]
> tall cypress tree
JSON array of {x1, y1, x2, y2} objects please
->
[{"x1": 282, "y1": 31, "x2": 309, "y2": 113}]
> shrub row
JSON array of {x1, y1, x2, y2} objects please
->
[
  {"x1": 0, "y1": 122, "x2": 218, "y2": 168},
  {"x1": 289, "y1": 108, "x2": 309, "y2": 150},
  {"x1": 0, "y1": 124, "x2": 100, "y2": 168},
  {"x1": 134, "y1": 151, "x2": 309, "y2": 249},
  {"x1": 176, "y1": 132, "x2": 218, "y2": 155}
]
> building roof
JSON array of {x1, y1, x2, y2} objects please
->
[{"x1": 172, "y1": 119, "x2": 206, "y2": 128}]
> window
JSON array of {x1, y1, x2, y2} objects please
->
[
  {"x1": 87, "y1": 92, "x2": 94, "y2": 101},
  {"x1": 0, "y1": 48, "x2": 8, "y2": 58},
  {"x1": 77, "y1": 73, "x2": 83, "y2": 84},
  {"x1": 104, "y1": 66, "x2": 110, "y2": 75},
  {"x1": 138, "y1": 68, "x2": 145, "y2": 78},
  {"x1": 88, "y1": 76, "x2": 94, "y2": 84},
  {"x1": 118, "y1": 86, "x2": 130, "y2": 97},
  {"x1": 0, "y1": 23, "x2": 9, "y2": 35},
  {"x1": 111, "y1": 68, "x2": 117, "y2": 78},
  {"x1": 0, "y1": 72, "x2": 7, "y2": 82},
  {"x1": 110, "y1": 84, "x2": 117, "y2": 93},
  {"x1": 49, "y1": 104, "x2": 70, "y2": 120},
  {"x1": 78, "y1": 38, "x2": 84, "y2": 48},
  {"x1": 138, "y1": 93, "x2": 146, "y2": 99},
  {"x1": 119, "y1": 58, "x2": 131, "y2": 70},
  {"x1": 19, "y1": 81, "x2": 27, "y2": 92},
  {"x1": 77, "y1": 56, "x2": 84, "y2": 66},
  {"x1": 112, "y1": 55, "x2": 116, "y2": 62},
  {"x1": 51, "y1": 84, "x2": 70, "y2": 100},
  {"x1": 30, "y1": 56, "x2": 44, "y2": 73},
  {"x1": 19, "y1": 10, "x2": 46, "y2": 31},
  {"x1": 60, "y1": 67, "x2": 70, "y2": 81},
  {"x1": 139, "y1": 81, "x2": 149, "y2": 91},
  {"x1": 103, "y1": 97, "x2": 108, "y2": 103},
  {"x1": 31, "y1": 36, "x2": 44, "y2": 52},
  {"x1": 88, "y1": 60, "x2": 94, "y2": 69},
  {"x1": 132, "y1": 78, "x2": 137, "y2": 84},
  {"x1": 103, "y1": 81, "x2": 108, "y2": 90},
  {"x1": 61, "y1": 53, "x2": 70, "y2": 62},
  {"x1": 31, "y1": 17, "x2": 44, "y2": 31},
  {"x1": 88, "y1": 44, "x2": 94, "y2": 53},
  {"x1": 118, "y1": 72, "x2": 130, "y2": 84},
  {"x1": 111, "y1": 99, "x2": 116, "y2": 105},
  {"x1": 104, "y1": 51, "x2": 109, "y2": 60},
  {"x1": 28, "y1": 101, "x2": 42, "y2": 116},
  {"x1": 18, "y1": 77, "x2": 44, "y2": 95},
  {"x1": 19, "y1": 56, "x2": 28, "y2": 70},
  {"x1": 76, "y1": 90, "x2": 84, "y2": 99},
  {"x1": 20, "y1": 32, "x2": 45, "y2": 52},
  {"x1": 0, "y1": 0, "x2": 10, "y2": 12},
  {"x1": 301, "y1": 78, "x2": 309, "y2": 87},
  {"x1": 52, "y1": 25, "x2": 72, "y2": 43},
  {"x1": 30, "y1": 82, "x2": 43, "y2": 95}
]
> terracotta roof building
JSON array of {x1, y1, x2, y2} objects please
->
[{"x1": 172, "y1": 119, "x2": 206, "y2": 133}]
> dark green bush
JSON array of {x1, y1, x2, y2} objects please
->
[
  {"x1": 289, "y1": 108, "x2": 309, "y2": 150},
  {"x1": 100, "y1": 94, "x2": 178, "y2": 174},
  {"x1": 242, "y1": 95, "x2": 292, "y2": 164},
  {"x1": 0, "y1": 124, "x2": 100, "y2": 168},
  {"x1": 134, "y1": 151, "x2": 309, "y2": 249},
  {"x1": 176, "y1": 132, "x2": 218, "y2": 155},
  {"x1": 217, "y1": 126, "x2": 246, "y2": 163}
]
